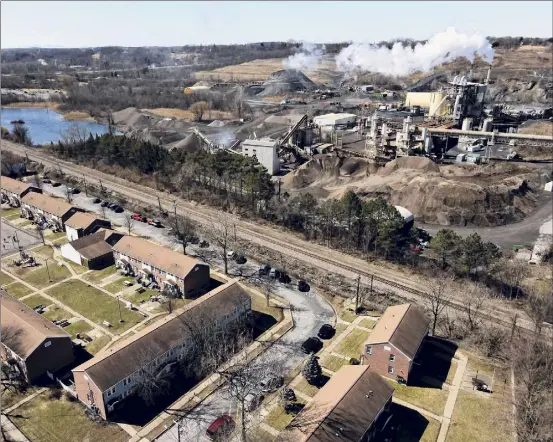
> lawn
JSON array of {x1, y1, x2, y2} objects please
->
[
  {"x1": 86, "y1": 334, "x2": 111, "y2": 355},
  {"x1": 47, "y1": 280, "x2": 143, "y2": 333},
  {"x1": 45, "y1": 231, "x2": 66, "y2": 240},
  {"x1": 247, "y1": 428, "x2": 278, "y2": 442},
  {"x1": 388, "y1": 380, "x2": 448, "y2": 416},
  {"x1": 0, "y1": 386, "x2": 40, "y2": 410},
  {"x1": 3, "y1": 282, "x2": 34, "y2": 298},
  {"x1": 33, "y1": 244, "x2": 54, "y2": 259},
  {"x1": 59, "y1": 257, "x2": 88, "y2": 275},
  {"x1": 43, "y1": 304, "x2": 72, "y2": 322},
  {"x1": 360, "y1": 318, "x2": 377, "y2": 329},
  {"x1": 0, "y1": 271, "x2": 15, "y2": 286},
  {"x1": 123, "y1": 287, "x2": 159, "y2": 305},
  {"x1": 264, "y1": 398, "x2": 306, "y2": 432},
  {"x1": 65, "y1": 320, "x2": 93, "y2": 339},
  {"x1": 103, "y1": 276, "x2": 135, "y2": 294},
  {"x1": 22, "y1": 294, "x2": 52, "y2": 309},
  {"x1": 294, "y1": 377, "x2": 323, "y2": 398},
  {"x1": 10, "y1": 392, "x2": 129, "y2": 442},
  {"x1": 334, "y1": 328, "x2": 370, "y2": 359},
  {"x1": 251, "y1": 293, "x2": 284, "y2": 322},
  {"x1": 321, "y1": 354, "x2": 349, "y2": 372},
  {"x1": 446, "y1": 360, "x2": 458, "y2": 385},
  {"x1": 381, "y1": 403, "x2": 441, "y2": 442},
  {"x1": 52, "y1": 236, "x2": 69, "y2": 246},
  {"x1": 1, "y1": 207, "x2": 21, "y2": 219},
  {"x1": 82, "y1": 265, "x2": 117, "y2": 284},
  {"x1": 25, "y1": 263, "x2": 71, "y2": 288}
]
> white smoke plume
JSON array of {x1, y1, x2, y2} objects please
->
[
  {"x1": 335, "y1": 28, "x2": 494, "y2": 77},
  {"x1": 283, "y1": 42, "x2": 325, "y2": 71}
]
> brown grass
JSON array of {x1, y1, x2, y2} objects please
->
[
  {"x1": 63, "y1": 111, "x2": 94, "y2": 121},
  {"x1": 144, "y1": 107, "x2": 234, "y2": 121},
  {"x1": 518, "y1": 120, "x2": 553, "y2": 136},
  {"x1": 3, "y1": 101, "x2": 60, "y2": 110}
]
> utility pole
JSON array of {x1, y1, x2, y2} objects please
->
[
  {"x1": 354, "y1": 275, "x2": 361, "y2": 314},
  {"x1": 82, "y1": 175, "x2": 88, "y2": 196},
  {"x1": 369, "y1": 274, "x2": 374, "y2": 298},
  {"x1": 116, "y1": 296, "x2": 124, "y2": 323},
  {"x1": 158, "y1": 196, "x2": 163, "y2": 214},
  {"x1": 45, "y1": 258, "x2": 52, "y2": 282}
]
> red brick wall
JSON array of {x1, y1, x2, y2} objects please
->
[
  {"x1": 73, "y1": 370, "x2": 107, "y2": 419},
  {"x1": 361, "y1": 342, "x2": 412, "y2": 382}
]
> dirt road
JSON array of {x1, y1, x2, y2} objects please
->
[{"x1": 1, "y1": 140, "x2": 543, "y2": 334}]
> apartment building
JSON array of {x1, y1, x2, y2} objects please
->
[
  {"x1": 277, "y1": 366, "x2": 394, "y2": 442},
  {"x1": 1, "y1": 290, "x2": 75, "y2": 383},
  {"x1": 72, "y1": 281, "x2": 251, "y2": 419},
  {"x1": 361, "y1": 304, "x2": 430, "y2": 383},
  {"x1": 20, "y1": 192, "x2": 81, "y2": 232},
  {"x1": 112, "y1": 235, "x2": 210, "y2": 298},
  {"x1": 1, "y1": 176, "x2": 42, "y2": 207},
  {"x1": 64, "y1": 212, "x2": 111, "y2": 241}
]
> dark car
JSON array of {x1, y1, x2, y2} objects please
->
[
  {"x1": 92, "y1": 198, "x2": 101, "y2": 204},
  {"x1": 101, "y1": 201, "x2": 109, "y2": 207},
  {"x1": 206, "y1": 415, "x2": 235, "y2": 441},
  {"x1": 298, "y1": 280, "x2": 310, "y2": 292},
  {"x1": 199, "y1": 240, "x2": 210, "y2": 248},
  {"x1": 43, "y1": 178, "x2": 52, "y2": 184},
  {"x1": 259, "y1": 375, "x2": 284, "y2": 393},
  {"x1": 114, "y1": 206, "x2": 124, "y2": 213},
  {"x1": 188, "y1": 235, "x2": 200, "y2": 245},
  {"x1": 235, "y1": 255, "x2": 247, "y2": 265},
  {"x1": 317, "y1": 324, "x2": 335, "y2": 340},
  {"x1": 278, "y1": 272, "x2": 291, "y2": 284},
  {"x1": 258, "y1": 264, "x2": 271, "y2": 276},
  {"x1": 52, "y1": 182, "x2": 61, "y2": 187},
  {"x1": 301, "y1": 337, "x2": 323, "y2": 354},
  {"x1": 107, "y1": 202, "x2": 116, "y2": 209}
]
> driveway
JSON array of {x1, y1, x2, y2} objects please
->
[{"x1": 40, "y1": 182, "x2": 334, "y2": 441}]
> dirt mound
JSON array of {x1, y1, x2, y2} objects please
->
[
  {"x1": 173, "y1": 133, "x2": 202, "y2": 153},
  {"x1": 283, "y1": 156, "x2": 549, "y2": 227},
  {"x1": 259, "y1": 69, "x2": 317, "y2": 97},
  {"x1": 113, "y1": 107, "x2": 154, "y2": 128}
]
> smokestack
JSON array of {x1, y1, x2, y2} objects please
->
[{"x1": 485, "y1": 65, "x2": 492, "y2": 84}]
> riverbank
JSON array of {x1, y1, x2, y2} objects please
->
[{"x1": 3, "y1": 102, "x2": 95, "y2": 122}]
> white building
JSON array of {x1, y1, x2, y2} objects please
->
[
  {"x1": 313, "y1": 113, "x2": 357, "y2": 128},
  {"x1": 241, "y1": 139, "x2": 280, "y2": 175}
]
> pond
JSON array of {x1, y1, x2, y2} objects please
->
[{"x1": 1, "y1": 108, "x2": 115, "y2": 145}]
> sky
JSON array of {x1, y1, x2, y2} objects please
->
[{"x1": 1, "y1": 1, "x2": 552, "y2": 48}]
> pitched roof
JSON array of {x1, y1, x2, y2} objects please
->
[
  {"x1": 112, "y1": 235, "x2": 205, "y2": 280},
  {"x1": 365, "y1": 304, "x2": 430, "y2": 360},
  {"x1": 1, "y1": 290, "x2": 71, "y2": 359},
  {"x1": 1, "y1": 176, "x2": 39, "y2": 196},
  {"x1": 277, "y1": 367, "x2": 394, "y2": 442},
  {"x1": 21, "y1": 192, "x2": 75, "y2": 218},
  {"x1": 65, "y1": 212, "x2": 104, "y2": 230},
  {"x1": 72, "y1": 281, "x2": 250, "y2": 391},
  {"x1": 68, "y1": 232, "x2": 113, "y2": 260}
]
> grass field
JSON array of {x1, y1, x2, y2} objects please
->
[
  {"x1": 85, "y1": 334, "x2": 111, "y2": 355},
  {"x1": 320, "y1": 354, "x2": 349, "y2": 372},
  {"x1": 33, "y1": 245, "x2": 54, "y2": 259},
  {"x1": 65, "y1": 320, "x2": 93, "y2": 338},
  {"x1": 388, "y1": 380, "x2": 448, "y2": 417},
  {"x1": 294, "y1": 377, "x2": 323, "y2": 398},
  {"x1": 2, "y1": 282, "x2": 34, "y2": 298},
  {"x1": 46, "y1": 280, "x2": 144, "y2": 333},
  {"x1": 25, "y1": 263, "x2": 71, "y2": 288},
  {"x1": 82, "y1": 265, "x2": 117, "y2": 284},
  {"x1": 123, "y1": 287, "x2": 157, "y2": 305},
  {"x1": 334, "y1": 328, "x2": 370, "y2": 359},
  {"x1": 104, "y1": 276, "x2": 136, "y2": 294},
  {"x1": 360, "y1": 317, "x2": 377, "y2": 329},
  {"x1": 43, "y1": 304, "x2": 72, "y2": 322},
  {"x1": 10, "y1": 392, "x2": 129, "y2": 442},
  {"x1": 22, "y1": 294, "x2": 52, "y2": 309},
  {"x1": 1, "y1": 207, "x2": 21, "y2": 219},
  {"x1": 264, "y1": 398, "x2": 306, "y2": 432},
  {"x1": 0, "y1": 272, "x2": 15, "y2": 286}
]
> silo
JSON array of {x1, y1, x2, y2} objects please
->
[
  {"x1": 462, "y1": 118, "x2": 473, "y2": 131},
  {"x1": 482, "y1": 118, "x2": 493, "y2": 132}
]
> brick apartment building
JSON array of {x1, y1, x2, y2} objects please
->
[
  {"x1": 1, "y1": 290, "x2": 75, "y2": 383},
  {"x1": 1, "y1": 176, "x2": 42, "y2": 207},
  {"x1": 112, "y1": 235, "x2": 210, "y2": 298},
  {"x1": 20, "y1": 192, "x2": 81, "y2": 232},
  {"x1": 64, "y1": 212, "x2": 111, "y2": 241},
  {"x1": 277, "y1": 366, "x2": 394, "y2": 442},
  {"x1": 361, "y1": 304, "x2": 429, "y2": 384},
  {"x1": 72, "y1": 280, "x2": 251, "y2": 419}
]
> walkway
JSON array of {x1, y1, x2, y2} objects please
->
[{"x1": 1, "y1": 415, "x2": 31, "y2": 442}]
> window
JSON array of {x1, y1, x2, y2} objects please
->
[
  {"x1": 44, "y1": 341, "x2": 51, "y2": 348},
  {"x1": 123, "y1": 377, "x2": 131, "y2": 387},
  {"x1": 388, "y1": 366, "x2": 394, "y2": 374},
  {"x1": 389, "y1": 354, "x2": 395, "y2": 362},
  {"x1": 365, "y1": 345, "x2": 372, "y2": 355},
  {"x1": 106, "y1": 386, "x2": 116, "y2": 397}
]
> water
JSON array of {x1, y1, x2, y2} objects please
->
[{"x1": 1, "y1": 108, "x2": 114, "y2": 145}]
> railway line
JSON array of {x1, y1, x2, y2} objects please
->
[{"x1": 3, "y1": 141, "x2": 547, "y2": 337}]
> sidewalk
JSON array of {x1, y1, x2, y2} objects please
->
[{"x1": 1, "y1": 415, "x2": 30, "y2": 442}]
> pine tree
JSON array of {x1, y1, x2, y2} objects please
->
[{"x1": 302, "y1": 354, "x2": 322, "y2": 385}]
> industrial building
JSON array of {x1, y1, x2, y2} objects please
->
[
  {"x1": 241, "y1": 139, "x2": 280, "y2": 175},
  {"x1": 72, "y1": 280, "x2": 251, "y2": 419},
  {"x1": 1, "y1": 176, "x2": 42, "y2": 207},
  {"x1": 112, "y1": 235, "x2": 210, "y2": 298},
  {"x1": 313, "y1": 113, "x2": 357, "y2": 129},
  {"x1": 1, "y1": 290, "x2": 75, "y2": 384}
]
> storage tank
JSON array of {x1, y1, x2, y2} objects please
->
[
  {"x1": 462, "y1": 118, "x2": 473, "y2": 131},
  {"x1": 482, "y1": 118, "x2": 493, "y2": 132}
]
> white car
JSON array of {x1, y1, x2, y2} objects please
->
[{"x1": 227, "y1": 250, "x2": 237, "y2": 259}]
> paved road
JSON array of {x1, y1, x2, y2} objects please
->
[
  {"x1": 41, "y1": 183, "x2": 334, "y2": 442},
  {"x1": 419, "y1": 193, "x2": 553, "y2": 249},
  {"x1": 0, "y1": 218, "x2": 41, "y2": 258}
]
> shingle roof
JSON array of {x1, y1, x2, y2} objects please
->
[
  {"x1": 72, "y1": 281, "x2": 250, "y2": 391},
  {"x1": 68, "y1": 232, "x2": 113, "y2": 260},
  {"x1": 1, "y1": 176, "x2": 38, "y2": 196},
  {"x1": 1, "y1": 290, "x2": 72, "y2": 360},
  {"x1": 21, "y1": 193, "x2": 75, "y2": 218},
  {"x1": 365, "y1": 304, "x2": 430, "y2": 360},
  {"x1": 112, "y1": 235, "x2": 205, "y2": 280},
  {"x1": 65, "y1": 212, "x2": 103, "y2": 230},
  {"x1": 277, "y1": 366, "x2": 394, "y2": 442}
]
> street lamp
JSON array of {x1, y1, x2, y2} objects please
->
[
  {"x1": 44, "y1": 258, "x2": 52, "y2": 282},
  {"x1": 116, "y1": 296, "x2": 124, "y2": 323}
]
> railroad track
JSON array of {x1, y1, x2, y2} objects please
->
[{"x1": 5, "y1": 143, "x2": 547, "y2": 338}]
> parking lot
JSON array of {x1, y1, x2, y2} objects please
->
[{"x1": 1, "y1": 218, "x2": 41, "y2": 258}]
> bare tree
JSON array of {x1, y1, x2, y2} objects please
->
[
  {"x1": 131, "y1": 347, "x2": 174, "y2": 406},
  {"x1": 60, "y1": 122, "x2": 89, "y2": 145},
  {"x1": 496, "y1": 258, "x2": 530, "y2": 299},
  {"x1": 171, "y1": 215, "x2": 196, "y2": 255},
  {"x1": 35, "y1": 225, "x2": 45, "y2": 245},
  {"x1": 123, "y1": 213, "x2": 134, "y2": 236},
  {"x1": 525, "y1": 289, "x2": 553, "y2": 337},
  {"x1": 0, "y1": 325, "x2": 27, "y2": 394},
  {"x1": 425, "y1": 272, "x2": 454, "y2": 336},
  {"x1": 249, "y1": 274, "x2": 277, "y2": 307},
  {"x1": 461, "y1": 283, "x2": 491, "y2": 333},
  {"x1": 210, "y1": 212, "x2": 233, "y2": 274},
  {"x1": 31, "y1": 172, "x2": 43, "y2": 190},
  {"x1": 190, "y1": 101, "x2": 209, "y2": 122}
]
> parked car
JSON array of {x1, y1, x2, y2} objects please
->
[
  {"x1": 199, "y1": 240, "x2": 210, "y2": 248},
  {"x1": 278, "y1": 272, "x2": 291, "y2": 284},
  {"x1": 42, "y1": 178, "x2": 52, "y2": 184},
  {"x1": 131, "y1": 213, "x2": 143, "y2": 221},
  {"x1": 108, "y1": 202, "x2": 116, "y2": 209},
  {"x1": 148, "y1": 219, "x2": 162, "y2": 227},
  {"x1": 259, "y1": 375, "x2": 284, "y2": 393},
  {"x1": 206, "y1": 415, "x2": 235, "y2": 441},
  {"x1": 269, "y1": 268, "x2": 281, "y2": 279},
  {"x1": 188, "y1": 235, "x2": 200, "y2": 245},
  {"x1": 52, "y1": 182, "x2": 61, "y2": 187},
  {"x1": 67, "y1": 187, "x2": 80, "y2": 194},
  {"x1": 301, "y1": 337, "x2": 323, "y2": 354},
  {"x1": 115, "y1": 206, "x2": 124, "y2": 213},
  {"x1": 258, "y1": 264, "x2": 271, "y2": 276},
  {"x1": 92, "y1": 198, "x2": 101, "y2": 204},
  {"x1": 317, "y1": 324, "x2": 335, "y2": 340},
  {"x1": 123, "y1": 281, "x2": 134, "y2": 287},
  {"x1": 227, "y1": 250, "x2": 238, "y2": 260},
  {"x1": 244, "y1": 392, "x2": 264, "y2": 411},
  {"x1": 235, "y1": 255, "x2": 247, "y2": 265},
  {"x1": 297, "y1": 280, "x2": 310, "y2": 292},
  {"x1": 101, "y1": 201, "x2": 109, "y2": 207}
]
